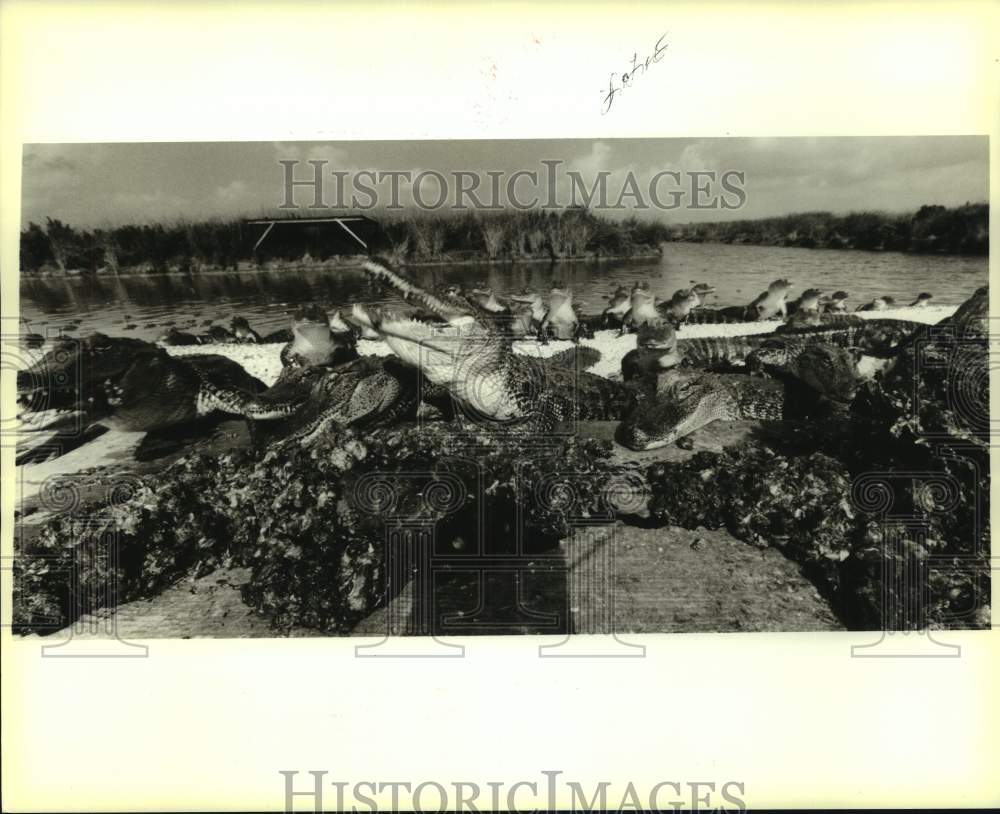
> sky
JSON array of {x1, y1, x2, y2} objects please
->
[{"x1": 20, "y1": 136, "x2": 989, "y2": 228}]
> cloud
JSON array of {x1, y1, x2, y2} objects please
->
[
  {"x1": 272, "y1": 141, "x2": 349, "y2": 168},
  {"x1": 213, "y1": 179, "x2": 251, "y2": 207},
  {"x1": 17, "y1": 137, "x2": 988, "y2": 228}
]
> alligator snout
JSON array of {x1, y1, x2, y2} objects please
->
[
  {"x1": 17, "y1": 366, "x2": 82, "y2": 412},
  {"x1": 616, "y1": 422, "x2": 677, "y2": 451}
]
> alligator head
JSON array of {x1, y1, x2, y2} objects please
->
[
  {"x1": 663, "y1": 289, "x2": 699, "y2": 319},
  {"x1": 795, "y1": 288, "x2": 824, "y2": 311},
  {"x1": 359, "y1": 259, "x2": 526, "y2": 421},
  {"x1": 621, "y1": 322, "x2": 682, "y2": 380},
  {"x1": 287, "y1": 304, "x2": 356, "y2": 365},
  {"x1": 203, "y1": 324, "x2": 235, "y2": 342},
  {"x1": 616, "y1": 375, "x2": 734, "y2": 450},
  {"x1": 230, "y1": 316, "x2": 258, "y2": 342},
  {"x1": 470, "y1": 287, "x2": 507, "y2": 313},
  {"x1": 328, "y1": 309, "x2": 356, "y2": 336},
  {"x1": 823, "y1": 291, "x2": 850, "y2": 312},
  {"x1": 943, "y1": 286, "x2": 987, "y2": 337},
  {"x1": 509, "y1": 289, "x2": 547, "y2": 323},
  {"x1": 628, "y1": 284, "x2": 661, "y2": 326},
  {"x1": 747, "y1": 341, "x2": 863, "y2": 404},
  {"x1": 604, "y1": 286, "x2": 631, "y2": 315},
  {"x1": 16, "y1": 333, "x2": 159, "y2": 418},
  {"x1": 689, "y1": 282, "x2": 716, "y2": 306},
  {"x1": 859, "y1": 296, "x2": 895, "y2": 312},
  {"x1": 544, "y1": 285, "x2": 579, "y2": 339},
  {"x1": 637, "y1": 321, "x2": 678, "y2": 350}
]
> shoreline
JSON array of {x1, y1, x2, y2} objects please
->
[
  {"x1": 19, "y1": 239, "x2": 991, "y2": 279},
  {"x1": 663, "y1": 238, "x2": 988, "y2": 258},
  {"x1": 18, "y1": 251, "x2": 665, "y2": 280}
]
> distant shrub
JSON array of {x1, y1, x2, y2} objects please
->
[{"x1": 667, "y1": 203, "x2": 988, "y2": 255}]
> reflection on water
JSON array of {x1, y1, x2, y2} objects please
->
[{"x1": 19, "y1": 243, "x2": 988, "y2": 342}]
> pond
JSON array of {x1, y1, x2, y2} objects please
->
[{"x1": 18, "y1": 242, "x2": 988, "y2": 342}]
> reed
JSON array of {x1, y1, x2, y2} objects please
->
[{"x1": 19, "y1": 207, "x2": 670, "y2": 274}]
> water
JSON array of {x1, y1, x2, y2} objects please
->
[{"x1": 18, "y1": 243, "x2": 988, "y2": 342}]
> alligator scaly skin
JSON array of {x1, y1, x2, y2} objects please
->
[
  {"x1": 677, "y1": 320, "x2": 924, "y2": 369},
  {"x1": 677, "y1": 334, "x2": 769, "y2": 367},
  {"x1": 251, "y1": 356, "x2": 422, "y2": 445},
  {"x1": 617, "y1": 372, "x2": 786, "y2": 450}
]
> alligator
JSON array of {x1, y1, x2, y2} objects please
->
[
  {"x1": 231, "y1": 316, "x2": 262, "y2": 343},
  {"x1": 508, "y1": 288, "x2": 548, "y2": 338},
  {"x1": 539, "y1": 285, "x2": 581, "y2": 341},
  {"x1": 327, "y1": 309, "x2": 357, "y2": 336},
  {"x1": 469, "y1": 286, "x2": 508, "y2": 314},
  {"x1": 780, "y1": 310, "x2": 867, "y2": 331},
  {"x1": 16, "y1": 333, "x2": 268, "y2": 437},
  {"x1": 620, "y1": 289, "x2": 988, "y2": 451},
  {"x1": 822, "y1": 291, "x2": 850, "y2": 313},
  {"x1": 943, "y1": 285, "x2": 987, "y2": 336},
  {"x1": 157, "y1": 327, "x2": 202, "y2": 346},
  {"x1": 746, "y1": 341, "x2": 866, "y2": 405},
  {"x1": 786, "y1": 288, "x2": 824, "y2": 317},
  {"x1": 602, "y1": 285, "x2": 632, "y2": 328},
  {"x1": 685, "y1": 281, "x2": 793, "y2": 325},
  {"x1": 749, "y1": 278, "x2": 792, "y2": 321},
  {"x1": 619, "y1": 283, "x2": 654, "y2": 332},
  {"x1": 15, "y1": 314, "x2": 424, "y2": 450},
  {"x1": 358, "y1": 259, "x2": 637, "y2": 429},
  {"x1": 856, "y1": 296, "x2": 896, "y2": 312},
  {"x1": 356, "y1": 259, "x2": 970, "y2": 449},
  {"x1": 240, "y1": 354, "x2": 431, "y2": 445},
  {"x1": 617, "y1": 335, "x2": 885, "y2": 451},
  {"x1": 621, "y1": 322, "x2": 681, "y2": 382},
  {"x1": 20, "y1": 333, "x2": 45, "y2": 350},
  {"x1": 676, "y1": 319, "x2": 922, "y2": 370},
  {"x1": 616, "y1": 372, "x2": 787, "y2": 450},
  {"x1": 203, "y1": 324, "x2": 237, "y2": 343},
  {"x1": 689, "y1": 282, "x2": 716, "y2": 306},
  {"x1": 658, "y1": 289, "x2": 701, "y2": 326},
  {"x1": 677, "y1": 305, "x2": 745, "y2": 325},
  {"x1": 279, "y1": 305, "x2": 358, "y2": 368}
]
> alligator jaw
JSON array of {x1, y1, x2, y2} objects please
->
[
  {"x1": 362, "y1": 258, "x2": 470, "y2": 324},
  {"x1": 359, "y1": 308, "x2": 519, "y2": 421}
]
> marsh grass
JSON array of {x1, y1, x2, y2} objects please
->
[
  {"x1": 19, "y1": 207, "x2": 669, "y2": 275},
  {"x1": 21, "y1": 202, "x2": 987, "y2": 275}
]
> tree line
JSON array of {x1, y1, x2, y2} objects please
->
[
  {"x1": 18, "y1": 208, "x2": 671, "y2": 275},
  {"x1": 666, "y1": 203, "x2": 988, "y2": 255},
  {"x1": 19, "y1": 203, "x2": 987, "y2": 274}
]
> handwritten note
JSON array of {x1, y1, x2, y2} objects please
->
[{"x1": 601, "y1": 33, "x2": 669, "y2": 115}]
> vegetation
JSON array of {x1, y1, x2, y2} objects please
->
[
  {"x1": 12, "y1": 427, "x2": 632, "y2": 635},
  {"x1": 668, "y1": 203, "x2": 988, "y2": 255},
  {"x1": 18, "y1": 209, "x2": 670, "y2": 275},
  {"x1": 20, "y1": 202, "x2": 987, "y2": 275},
  {"x1": 15, "y1": 311, "x2": 989, "y2": 634},
  {"x1": 646, "y1": 301, "x2": 991, "y2": 630}
]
